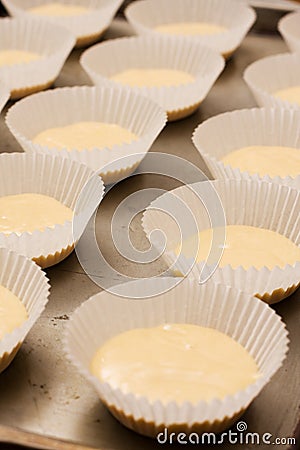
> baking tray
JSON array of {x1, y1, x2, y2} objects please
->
[{"x1": 0, "y1": 19, "x2": 299, "y2": 450}]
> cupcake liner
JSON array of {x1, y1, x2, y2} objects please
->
[
  {"x1": 64, "y1": 277, "x2": 288, "y2": 437},
  {"x1": 80, "y1": 36, "x2": 225, "y2": 121},
  {"x1": 278, "y1": 12, "x2": 300, "y2": 53},
  {"x1": 0, "y1": 17, "x2": 75, "y2": 99},
  {"x1": 0, "y1": 82, "x2": 9, "y2": 113},
  {"x1": 192, "y1": 107, "x2": 300, "y2": 190},
  {"x1": 244, "y1": 52, "x2": 300, "y2": 110},
  {"x1": 125, "y1": 0, "x2": 256, "y2": 58},
  {"x1": 0, "y1": 153, "x2": 104, "y2": 268},
  {"x1": 142, "y1": 179, "x2": 300, "y2": 303},
  {"x1": 1, "y1": 0, "x2": 123, "y2": 48},
  {"x1": 6, "y1": 86, "x2": 167, "y2": 184},
  {"x1": 0, "y1": 247, "x2": 50, "y2": 372},
  {"x1": 248, "y1": 0, "x2": 300, "y2": 11}
]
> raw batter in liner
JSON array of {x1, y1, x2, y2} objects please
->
[
  {"x1": 274, "y1": 86, "x2": 300, "y2": 107},
  {"x1": 0, "y1": 50, "x2": 41, "y2": 68},
  {"x1": 111, "y1": 69, "x2": 194, "y2": 88},
  {"x1": 91, "y1": 323, "x2": 260, "y2": 404},
  {"x1": 0, "y1": 193, "x2": 73, "y2": 235},
  {"x1": 0, "y1": 285, "x2": 27, "y2": 340},
  {"x1": 221, "y1": 145, "x2": 300, "y2": 178},
  {"x1": 155, "y1": 22, "x2": 227, "y2": 36},
  {"x1": 33, "y1": 122, "x2": 138, "y2": 151},
  {"x1": 176, "y1": 225, "x2": 300, "y2": 270},
  {"x1": 29, "y1": 3, "x2": 89, "y2": 16}
]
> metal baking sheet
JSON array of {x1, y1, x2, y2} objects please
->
[{"x1": 0, "y1": 19, "x2": 299, "y2": 450}]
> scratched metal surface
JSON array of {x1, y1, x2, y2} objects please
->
[{"x1": 0, "y1": 18, "x2": 299, "y2": 450}]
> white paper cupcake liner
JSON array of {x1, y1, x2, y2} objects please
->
[
  {"x1": 80, "y1": 36, "x2": 225, "y2": 121},
  {"x1": 0, "y1": 17, "x2": 75, "y2": 99},
  {"x1": 6, "y1": 85, "x2": 167, "y2": 184},
  {"x1": 125, "y1": 0, "x2": 256, "y2": 58},
  {"x1": 244, "y1": 52, "x2": 300, "y2": 110},
  {"x1": 0, "y1": 247, "x2": 50, "y2": 372},
  {"x1": 142, "y1": 179, "x2": 300, "y2": 303},
  {"x1": 192, "y1": 107, "x2": 300, "y2": 190},
  {"x1": 0, "y1": 82, "x2": 9, "y2": 113},
  {"x1": 278, "y1": 12, "x2": 300, "y2": 54},
  {"x1": 1, "y1": 0, "x2": 123, "y2": 47},
  {"x1": 0, "y1": 153, "x2": 104, "y2": 268},
  {"x1": 64, "y1": 277, "x2": 288, "y2": 437}
]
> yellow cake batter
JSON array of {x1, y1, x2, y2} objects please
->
[
  {"x1": 176, "y1": 225, "x2": 300, "y2": 270},
  {"x1": 0, "y1": 50, "x2": 41, "y2": 68},
  {"x1": 110, "y1": 69, "x2": 194, "y2": 88},
  {"x1": 221, "y1": 145, "x2": 300, "y2": 178},
  {"x1": 155, "y1": 22, "x2": 227, "y2": 36},
  {"x1": 29, "y1": 2, "x2": 89, "y2": 16},
  {"x1": 91, "y1": 323, "x2": 260, "y2": 404},
  {"x1": 32, "y1": 121, "x2": 138, "y2": 151},
  {"x1": 0, "y1": 193, "x2": 73, "y2": 235},
  {"x1": 0, "y1": 285, "x2": 27, "y2": 340},
  {"x1": 274, "y1": 85, "x2": 300, "y2": 107}
]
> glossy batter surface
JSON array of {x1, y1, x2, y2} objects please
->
[
  {"x1": 33, "y1": 122, "x2": 138, "y2": 151},
  {"x1": 91, "y1": 324, "x2": 260, "y2": 404},
  {"x1": 0, "y1": 285, "x2": 27, "y2": 340},
  {"x1": 274, "y1": 86, "x2": 300, "y2": 106},
  {"x1": 0, "y1": 193, "x2": 73, "y2": 234},
  {"x1": 0, "y1": 50, "x2": 40, "y2": 68},
  {"x1": 111, "y1": 69, "x2": 194, "y2": 88},
  {"x1": 29, "y1": 3, "x2": 89, "y2": 16},
  {"x1": 155, "y1": 22, "x2": 227, "y2": 36},
  {"x1": 222, "y1": 145, "x2": 300, "y2": 178},
  {"x1": 176, "y1": 225, "x2": 300, "y2": 269}
]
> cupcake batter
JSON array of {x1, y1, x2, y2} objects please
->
[
  {"x1": 0, "y1": 285, "x2": 27, "y2": 340},
  {"x1": 221, "y1": 145, "x2": 300, "y2": 178},
  {"x1": 176, "y1": 225, "x2": 300, "y2": 270},
  {"x1": 91, "y1": 324, "x2": 260, "y2": 404},
  {"x1": 274, "y1": 85, "x2": 300, "y2": 107},
  {"x1": 0, "y1": 193, "x2": 73, "y2": 234},
  {"x1": 110, "y1": 69, "x2": 194, "y2": 88},
  {"x1": 33, "y1": 121, "x2": 138, "y2": 151},
  {"x1": 29, "y1": 3, "x2": 89, "y2": 16},
  {"x1": 0, "y1": 50, "x2": 41, "y2": 68},
  {"x1": 155, "y1": 22, "x2": 227, "y2": 36}
]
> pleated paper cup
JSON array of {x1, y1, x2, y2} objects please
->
[
  {"x1": 64, "y1": 277, "x2": 288, "y2": 437},
  {"x1": 0, "y1": 82, "x2": 9, "y2": 113},
  {"x1": 244, "y1": 53, "x2": 300, "y2": 110},
  {"x1": 0, "y1": 247, "x2": 50, "y2": 373},
  {"x1": 125, "y1": 0, "x2": 256, "y2": 59},
  {"x1": 142, "y1": 179, "x2": 300, "y2": 304},
  {"x1": 278, "y1": 12, "x2": 300, "y2": 53},
  {"x1": 0, "y1": 17, "x2": 75, "y2": 100},
  {"x1": 80, "y1": 36, "x2": 225, "y2": 121},
  {"x1": 0, "y1": 153, "x2": 104, "y2": 268},
  {"x1": 1, "y1": 0, "x2": 122, "y2": 48},
  {"x1": 192, "y1": 107, "x2": 300, "y2": 190},
  {"x1": 6, "y1": 86, "x2": 167, "y2": 184}
]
